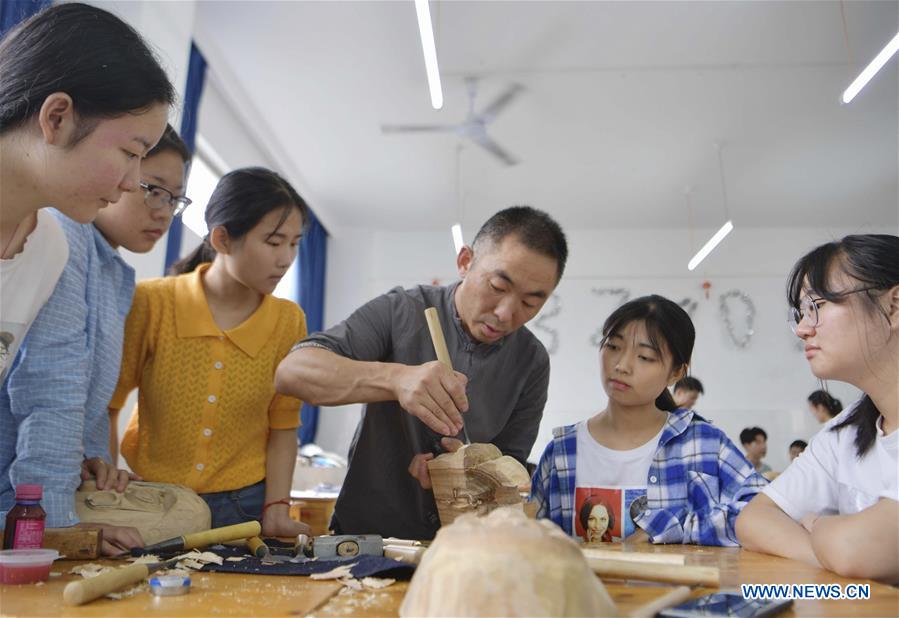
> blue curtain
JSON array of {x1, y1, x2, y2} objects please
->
[
  {"x1": 164, "y1": 42, "x2": 207, "y2": 274},
  {"x1": 0, "y1": 0, "x2": 50, "y2": 38},
  {"x1": 297, "y1": 211, "x2": 328, "y2": 444}
]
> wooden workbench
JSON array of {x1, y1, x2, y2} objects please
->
[{"x1": 1, "y1": 542, "x2": 896, "y2": 616}]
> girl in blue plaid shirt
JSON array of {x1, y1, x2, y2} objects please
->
[{"x1": 530, "y1": 295, "x2": 766, "y2": 546}]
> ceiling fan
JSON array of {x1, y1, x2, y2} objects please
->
[{"x1": 381, "y1": 78, "x2": 524, "y2": 166}]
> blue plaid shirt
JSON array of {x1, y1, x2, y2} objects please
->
[
  {"x1": 0, "y1": 212, "x2": 135, "y2": 527},
  {"x1": 530, "y1": 408, "x2": 767, "y2": 546}
]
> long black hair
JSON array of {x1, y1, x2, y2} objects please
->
[
  {"x1": 170, "y1": 167, "x2": 309, "y2": 275},
  {"x1": 807, "y1": 390, "x2": 843, "y2": 419},
  {"x1": 600, "y1": 295, "x2": 696, "y2": 412},
  {"x1": 787, "y1": 234, "x2": 899, "y2": 457},
  {"x1": 0, "y1": 3, "x2": 174, "y2": 139}
]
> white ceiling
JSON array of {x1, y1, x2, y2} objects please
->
[{"x1": 193, "y1": 1, "x2": 898, "y2": 233}]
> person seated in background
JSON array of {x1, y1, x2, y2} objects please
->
[
  {"x1": 789, "y1": 439, "x2": 807, "y2": 461},
  {"x1": 736, "y1": 234, "x2": 898, "y2": 583},
  {"x1": 807, "y1": 390, "x2": 842, "y2": 424},
  {"x1": 740, "y1": 427, "x2": 773, "y2": 478},
  {"x1": 672, "y1": 376, "x2": 704, "y2": 410},
  {"x1": 531, "y1": 295, "x2": 766, "y2": 547}
]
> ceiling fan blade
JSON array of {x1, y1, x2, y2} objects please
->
[
  {"x1": 470, "y1": 133, "x2": 519, "y2": 166},
  {"x1": 479, "y1": 83, "x2": 524, "y2": 123},
  {"x1": 381, "y1": 124, "x2": 457, "y2": 134}
]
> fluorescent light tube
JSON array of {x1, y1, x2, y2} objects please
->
[
  {"x1": 842, "y1": 31, "x2": 899, "y2": 104},
  {"x1": 414, "y1": 0, "x2": 443, "y2": 109},
  {"x1": 451, "y1": 223, "x2": 464, "y2": 255},
  {"x1": 688, "y1": 220, "x2": 733, "y2": 271}
]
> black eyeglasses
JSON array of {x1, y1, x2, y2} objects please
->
[
  {"x1": 788, "y1": 287, "x2": 881, "y2": 334},
  {"x1": 140, "y1": 182, "x2": 192, "y2": 217}
]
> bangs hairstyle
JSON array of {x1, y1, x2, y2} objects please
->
[
  {"x1": 787, "y1": 234, "x2": 899, "y2": 457},
  {"x1": 600, "y1": 295, "x2": 695, "y2": 412}
]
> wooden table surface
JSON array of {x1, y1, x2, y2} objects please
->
[{"x1": 1, "y1": 542, "x2": 896, "y2": 617}]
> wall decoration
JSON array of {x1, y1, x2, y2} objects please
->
[
  {"x1": 533, "y1": 294, "x2": 562, "y2": 355},
  {"x1": 678, "y1": 297, "x2": 698, "y2": 317},
  {"x1": 588, "y1": 288, "x2": 631, "y2": 347},
  {"x1": 719, "y1": 289, "x2": 756, "y2": 348}
]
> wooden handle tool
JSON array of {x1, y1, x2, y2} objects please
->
[
  {"x1": 131, "y1": 520, "x2": 261, "y2": 556},
  {"x1": 246, "y1": 536, "x2": 270, "y2": 559},
  {"x1": 63, "y1": 558, "x2": 177, "y2": 605},
  {"x1": 585, "y1": 556, "x2": 719, "y2": 587},
  {"x1": 582, "y1": 546, "x2": 685, "y2": 566},
  {"x1": 424, "y1": 307, "x2": 470, "y2": 444}
]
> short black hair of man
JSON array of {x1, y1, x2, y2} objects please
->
[{"x1": 472, "y1": 206, "x2": 568, "y2": 281}]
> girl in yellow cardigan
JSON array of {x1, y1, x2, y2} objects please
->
[{"x1": 110, "y1": 167, "x2": 310, "y2": 537}]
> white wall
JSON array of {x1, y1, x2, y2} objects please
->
[{"x1": 314, "y1": 222, "x2": 897, "y2": 472}]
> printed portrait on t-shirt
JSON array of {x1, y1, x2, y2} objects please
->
[
  {"x1": 575, "y1": 486, "x2": 648, "y2": 542},
  {"x1": 575, "y1": 487, "x2": 621, "y2": 542}
]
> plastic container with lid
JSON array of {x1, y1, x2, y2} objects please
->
[
  {"x1": 149, "y1": 574, "x2": 191, "y2": 596},
  {"x1": 3, "y1": 484, "x2": 46, "y2": 550},
  {"x1": 0, "y1": 549, "x2": 59, "y2": 585}
]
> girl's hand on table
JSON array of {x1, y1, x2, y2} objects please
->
[{"x1": 262, "y1": 506, "x2": 311, "y2": 538}]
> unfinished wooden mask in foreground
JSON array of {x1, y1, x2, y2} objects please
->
[
  {"x1": 427, "y1": 443, "x2": 530, "y2": 526},
  {"x1": 400, "y1": 507, "x2": 618, "y2": 617}
]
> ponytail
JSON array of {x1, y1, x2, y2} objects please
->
[
  {"x1": 832, "y1": 396, "x2": 880, "y2": 457},
  {"x1": 169, "y1": 237, "x2": 216, "y2": 275},
  {"x1": 655, "y1": 388, "x2": 678, "y2": 412}
]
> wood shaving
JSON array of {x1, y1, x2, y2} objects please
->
[
  {"x1": 128, "y1": 554, "x2": 160, "y2": 564},
  {"x1": 49, "y1": 572, "x2": 62, "y2": 578},
  {"x1": 362, "y1": 577, "x2": 395, "y2": 589},
  {"x1": 225, "y1": 556, "x2": 246, "y2": 562},
  {"x1": 69, "y1": 563, "x2": 112, "y2": 578},
  {"x1": 310, "y1": 564, "x2": 354, "y2": 580},
  {"x1": 168, "y1": 549, "x2": 225, "y2": 570},
  {"x1": 106, "y1": 583, "x2": 148, "y2": 600},
  {"x1": 35, "y1": 581, "x2": 44, "y2": 587},
  {"x1": 340, "y1": 577, "x2": 363, "y2": 591}
]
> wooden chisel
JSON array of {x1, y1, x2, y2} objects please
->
[
  {"x1": 63, "y1": 558, "x2": 180, "y2": 605},
  {"x1": 424, "y1": 307, "x2": 471, "y2": 444},
  {"x1": 130, "y1": 520, "x2": 261, "y2": 556}
]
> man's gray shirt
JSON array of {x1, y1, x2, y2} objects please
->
[{"x1": 296, "y1": 282, "x2": 550, "y2": 540}]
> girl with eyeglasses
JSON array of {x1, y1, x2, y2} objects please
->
[
  {"x1": 737, "y1": 234, "x2": 899, "y2": 583},
  {"x1": 110, "y1": 168, "x2": 311, "y2": 538},
  {"x1": 0, "y1": 4, "x2": 173, "y2": 382}
]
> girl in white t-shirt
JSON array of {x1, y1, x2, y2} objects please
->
[
  {"x1": 737, "y1": 234, "x2": 899, "y2": 583},
  {"x1": 0, "y1": 3, "x2": 173, "y2": 379}
]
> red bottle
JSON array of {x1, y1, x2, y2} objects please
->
[{"x1": 3, "y1": 484, "x2": 46, "y2": 549}]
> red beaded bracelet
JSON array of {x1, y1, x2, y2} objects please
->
[{"x1": 262, "y1": 498, "x2": 290, "y2": 514}]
